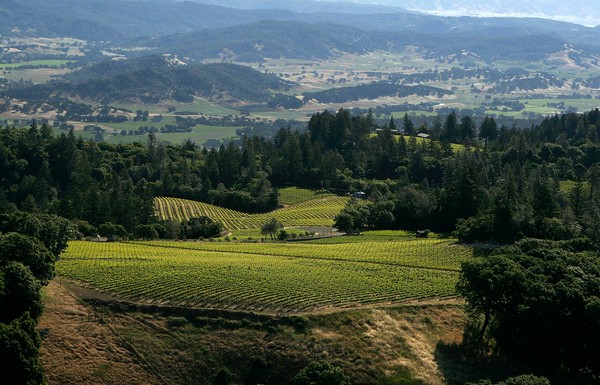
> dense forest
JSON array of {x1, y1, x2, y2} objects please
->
[
  {"x1": 1, "y1": 109, "x2": 600, "y2": 239},
  {"x1": 1, "y1": 57, "x2": 290, "y2": 104},
  {"x1": 1, "y1": 108, "x2": 600, "y2": 383}
]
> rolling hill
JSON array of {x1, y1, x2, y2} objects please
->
[
  {"x1": 2, "y1": 55, "x2": 290, "y2": 104},
  {"x1": 133, "y1": 19, "x2": 600, "y2": 63}
]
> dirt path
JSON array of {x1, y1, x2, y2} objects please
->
[{"x1": 38, "y1": 280, "x2": 162, "y2": 385}]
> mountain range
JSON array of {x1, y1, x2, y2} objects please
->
[{"x1": 319, "y1": 0, "x2": 600, "y2": 26}]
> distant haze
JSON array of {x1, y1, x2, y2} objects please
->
[{"x1": 319, "y1": 0, "x2": 600, "y2": 26}]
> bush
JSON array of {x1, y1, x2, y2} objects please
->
[
  {"x1": 456, "y1": 215, "x2": 493, "y2": 242},
  {"x1": 180, "y1": 216, "x2": 223, "y2": 239},
  {"x1": 293, "y1": 361, "x2": 350, "y2": 385}
]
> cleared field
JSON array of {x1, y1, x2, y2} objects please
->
[
  {"x1": 0, "y1": 60, "x2": 72, "y2": 69},
  {"x1": 103, "y1": 124, "x2": 241, "y2": 145},
  {"x1": 58, "y1": 235, "x2": 482, "y2": 313},
  {"x1": 155, "y1": 195, "x2": 349, "y2": 230}
]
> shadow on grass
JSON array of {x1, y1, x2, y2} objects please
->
[{"x1": 434, "y1": 340, "x2": 518, "y2": 385}]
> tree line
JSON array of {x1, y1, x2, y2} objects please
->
[{"x1": 1, "y1": 108, "x2": 600, "y2": 382}]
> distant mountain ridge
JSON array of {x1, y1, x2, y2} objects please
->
[
  {"x1": 3, "y1": 0, "x2": 599, "y2": 42},
  {"x1": 335, "y1": 0, "x2": 600, "y2": 27},
  {"x1": 135, "y1": 20, "x2": 600, "y2": 63}
]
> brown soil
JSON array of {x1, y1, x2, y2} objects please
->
[{"x1": 38, "y1": 280, "x2": 163, "y2": 385}]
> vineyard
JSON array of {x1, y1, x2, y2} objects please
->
[
  {"x1": 57, "y1": 235, "x2": 487, "y2": 314},
  {"x1": 278, "y1": 187, "x2": 335, "y2": 205},
  {"x1": 154, "y1": 194, "x2": 349, "y2": 230}
]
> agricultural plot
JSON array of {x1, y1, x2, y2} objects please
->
[
  {"x1": 58, "y1": 236, "x2": 484, "y2": 313},
  {"x1": 278, "y1": 187, "x2": 335, "y2": 205},
  {"x1": 154, "y1": 195, "x2": 349, "y2": 230}
]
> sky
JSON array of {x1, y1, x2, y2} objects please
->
[{"x1": 317, "y1": 0, "x2": 600, "y2": 27}]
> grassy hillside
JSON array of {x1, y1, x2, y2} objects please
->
[{"x1": 40, "y1": 279, "x2": 467, "y2": 385}]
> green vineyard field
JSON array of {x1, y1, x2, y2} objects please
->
[
  {"x1": 278, "y1": 187, "x2": 335, "y2": 205},
  {"x1": 154, "y1": 194, "x2": 349, "y2": 230},
  {"x1": 57, "y1": 235, "x2": 486, "y2": 314}
]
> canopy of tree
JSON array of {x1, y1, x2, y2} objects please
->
[
  {"x1": 3, "y1": 57, "x2": 289, "y2": 104},
  {"x1": 458, "y1": 238, "x2": 600, "y2": 383}
]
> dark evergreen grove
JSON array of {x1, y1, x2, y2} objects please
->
[
  {"x1": 1, "y1": 108, "x2": 600, "y2": 383},
  {"x1": 1, "y1": 109, "x2": 600, "y2": 240}
]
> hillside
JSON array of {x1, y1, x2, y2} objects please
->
[
  {"x1": 2, "y1": 56, "x2": 290, "y2": 104},
  {"x1": 39, "y1": 280, "x2": 467, "y2": 385},
  {"x1": 134, "y1": 19, "x2": 600, "y2": 63}
]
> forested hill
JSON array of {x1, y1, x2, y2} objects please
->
[
  {"x1": 4, "y1": 0, "x2": 600, "y2": 62},
  {"x1": 134, "y1": 20, "x2": 600, "y2": 63},
  {"x1": 136, "y1": 21, "x2": 378, "y2": 62},
  {"x1": 1, "y1": 56, "x2": 290, "y2": 104},
  {"x1": 0, "y1": 0, "x2": 303, "y2": 40}
]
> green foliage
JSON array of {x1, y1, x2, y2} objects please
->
[
  {"x1": 455, "y1": 215, "x2": 494, "y2": 242},
  {"x1": 0, "y1": 233, "x2": 56, "y2": 284},
  {"x1": 458, "y1": 239, "x2": 600, "y2": 381},
  {"x1": 180, "y1": 216, "x2": 223, "y2": 239},
  {"x1": 98, "y1": 222, "x2": 127, "y2": 241},
  {"x1": 0, "y1": 212, "x2": 76, "y2": 257},
  {"x1": 35, "y1": 56, "x2": 289, "y2": 104},
  {"x1": 304, "y1": 82, "x2": 452, "y2": 104},
  {"x1": 468, "y1": 374, "x2": 550, "y2": 385},
  {"x1": 0, "y1": 262, "x2": 43, "y2": 323},
  {"x1": 293, "y1": 361, "x2": 351, "y2": 385},
  {"x1": 0, "y1": 313, "x2": 45, "y2": 385},
  {"x1": 134, "y1": 224, "x2": 160, "y2": 240},
  {"x1": 334, "y1": 212, "x2": 355, "y2": 234},
  {"x1": 261, "y1": 217, "x2": 283, "y2": 240}
]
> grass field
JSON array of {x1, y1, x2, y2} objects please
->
[
  {"x1": 58, "y1": 234, "x2": 482, "y2": 313},
  {"x1": 154, "y1": 195, "x2": 349, "y2": 230},
  {"x1": 0, "y1": 60, "x2": 73, "y2": 69},
  {"x1": 103, "y1": 124, "x2": 241, "y2": 145}
]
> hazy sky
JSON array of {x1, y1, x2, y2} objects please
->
[{"x1": 317, "y1": 0, "x2": 600, "y2": 27}]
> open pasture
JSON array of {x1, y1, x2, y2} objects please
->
[{"x1": 58, "y1": 235, "x2": 482, "y2": 313}]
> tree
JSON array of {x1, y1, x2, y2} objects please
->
[
  {"x1": 0, "y1": 233, "x2": 55, "y2": 284},
  {"x1": 98, "y1": 222, "x2": 127, "y2": 242},
  {"x1": 333, "y1": 213, "x2": 354, "y2": 234},
  {"x1": 133, "y1": 224, "x2": 159, "y2": 240},
  {"x1": 261, "y1": 218, "x2": 283, "y2": 240},
  {"x1": 457, "y1": 255, "x2": 525, "y2": 341},
  {"x1": 0, "y1": 313, "x2": 45, "y2": 385},
  {"x1": 375, "y1": 210, "x2": 395, "y2": 229},
  {"x1": 181, "y1": 216, "x2": 223, "y2": 239},
  {"x1": 0, "y1": 212, "x2": 75, "y2": 258},
  {"x1": 293, "y1": 361, "x2": 350, "y2": 385},
  {"x1": 442, "y1": 110, "x2": 459, "y2": 143},
  {"x1": 479, "y1": 116, "x2": 498, "y2": 146},
  {"x1": 403, "y1": 112, "x2": 415, "y2": 136},
  {"x1": 0, "y1": 262, "x2": 43, "y2": 323},
  {"x1": 460, "y1": 115, "x2": 477, "y2": 140}
]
